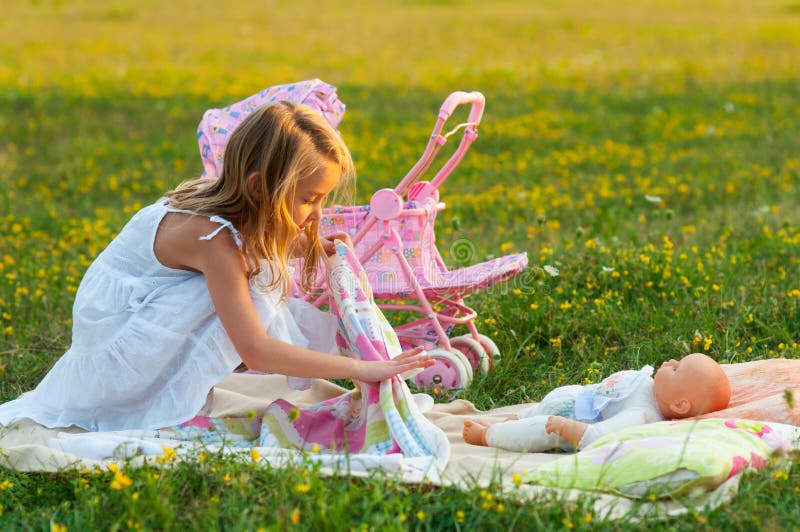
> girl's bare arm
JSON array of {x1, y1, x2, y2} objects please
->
[{"x1": 155, "y1": 214, "x2": 431, "y2": 381}]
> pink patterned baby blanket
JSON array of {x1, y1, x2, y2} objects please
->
[
  {"x1": 197, "y1": 79, "x2": 346, "y2": 178},
  {"x1": 259, "y1": 241, "x2": 450, "y2": 472}
]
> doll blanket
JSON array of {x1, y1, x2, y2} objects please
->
[
  {"x1": 699, "y1": 358, "x2": 800, "y2": 425},
  {"x1": 520, "y1": 417, "x2": 799, "y2": 500},
  {"x1": 258, "y1": 241, "x2": 450, "y2": 472},
  {"x1": 197, "y1": 79, "x2": 346, "y2": 178}
]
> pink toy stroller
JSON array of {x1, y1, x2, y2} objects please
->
[
  {"x1": 297, "y1": 91, "x2": 528, "y2": 395},
  {"x1": 197, "y1": 83, "x2": 528, "y2": 396}
]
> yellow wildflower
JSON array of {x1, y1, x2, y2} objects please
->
[
  {"x1": 109, "y1": 470, "x2": 132, "y2": 490},
  {"x1": 157, "y1": 447, "x2": 177, "y2": 463}
]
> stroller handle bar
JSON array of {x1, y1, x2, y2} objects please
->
[
  {"x1": 439, "y1": 91, "x2": 485, "y2": 124},
  {"x1": 395, "y1": 91, "x2": 485, "y2": 197}
]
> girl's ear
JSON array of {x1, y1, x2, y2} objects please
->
[
  {"x1": 669, "y1": 398, "x2": 692, "y2": 417},
  {"x1": 246, "y1": 172, "x2": 261, "y2": 198}
]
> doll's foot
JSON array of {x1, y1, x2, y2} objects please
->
[{"x1": 463, "y1": 420, "x2": 490, "y2": 446}]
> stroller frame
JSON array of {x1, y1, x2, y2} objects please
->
[{"x1": 296, "y1": 91, "x2": 528, "y2": 396}]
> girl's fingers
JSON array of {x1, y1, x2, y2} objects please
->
[
  {"x1": 321, "y1": 238, "x2": 336, "y2": 256},
  {"x1": 396, "y1": 353, "x2": 433, "y2": 369},
  {"x1": 396, "y1": 346, "x2": 426, "y2": 360},
  {"x1": 328, "y1": 231, "x2": 352, "y2": 246},
  {"x1": 397, "y1": 353, "x2": 429, "y2": 366}
]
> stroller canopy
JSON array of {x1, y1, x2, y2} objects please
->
[{"x1": 197, "y1": 79, "x2": 346, "y2": 178}]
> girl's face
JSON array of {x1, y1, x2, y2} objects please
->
[{"x1": 291, "y1": 160, "x2": 340, "y2": 232}]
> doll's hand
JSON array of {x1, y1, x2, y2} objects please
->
[
  {"x1": 545, "y1": 416, "x2": 568, "y2": 436},
  {"x1": 321, "y1": 231, "x2": 353, "y2": 256},
  {"x1": 545, "y1": 416, "x2": 588, "y2": 445}
]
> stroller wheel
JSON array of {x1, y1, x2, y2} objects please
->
[
  {"x1": 476, "y1": 334, "x2": 501, "y2": 368},
  {"x1": 448, "y1": 347, "x2": 474, "y2": 383},
  {"x1": 412, "y1": 348, "x2": 472, "y2": 398},
  {"x1": 450, "y1": 335, "x2": 490, "y2": 374}
]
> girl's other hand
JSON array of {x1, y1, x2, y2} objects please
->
[
  {"x1": 321, "y1": 231, "x2": 353, "y2": 256},
  {"x1": 355, "y1": 346, "x2": 432, "y2": 383}
]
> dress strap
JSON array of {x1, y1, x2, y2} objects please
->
[
  {"x1": 200, "y1": 216, "x2": 243, "y2": 248},
  {"x1": 160, "y1": 199, "x2": 243, "y2": 248}
]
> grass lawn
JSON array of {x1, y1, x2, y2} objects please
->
[{"x1": 1, "y1": 0, "x2": 799, "y2": 529}]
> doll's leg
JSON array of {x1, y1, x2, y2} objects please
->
[
  {"x1": 463, "y1": 419, "x2": 493, "y2": 446},
  {"x1": 517, "y1": 385, "x2": 584, "y2": 419},
  {"x1": 485, "y1": 415, "x2": 573, "y2": 452}
]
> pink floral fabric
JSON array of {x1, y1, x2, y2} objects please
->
[
  {"x1": 197, "y1": 79, "x2": 345, "y2": 178},
  {"x1": 259, "y1": 241, "x2": 450, "y2": 471}
]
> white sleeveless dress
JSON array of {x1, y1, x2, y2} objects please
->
[{"x1": 0, "y1": 199, "x2": 337, "y2": 431}]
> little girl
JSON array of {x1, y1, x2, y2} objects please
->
[{"x1": 0, "y1": 101, "x2": 432, "y2": 432}]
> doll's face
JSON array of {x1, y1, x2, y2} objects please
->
[{"x1": 653, "y1": 353, "x2": 730, "y2": 418}]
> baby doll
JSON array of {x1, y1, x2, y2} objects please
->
[{"x1": 463, "y1": 353, "x2": 731, "y2": 452}]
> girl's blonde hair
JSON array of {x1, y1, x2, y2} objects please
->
[{"x1": 165, "y1": 101, "x2": 355, "y2": 298}]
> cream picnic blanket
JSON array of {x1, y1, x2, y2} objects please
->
[
  {"x1": 5, "y1": 370, "x2": 795, "y2": 520},
  {"x1": 0, "y1": 374, "x2": 552, "y2": 483},
  {"x1": 3, "y1": 358, "x2": 798, "y2": 521}
]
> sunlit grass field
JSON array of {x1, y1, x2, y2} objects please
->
[{"x1": 2, "y1": 0, "x2": 799, "y2": 529}]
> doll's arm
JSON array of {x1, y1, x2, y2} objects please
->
[
  {"x1": 545, "y1": 416, "x2": 588, "y2": 446},
  {"x1": 579, "y1": 408, "x2": 652, "y2": 448}
]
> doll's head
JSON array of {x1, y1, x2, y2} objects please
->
[{"x1": 653, "y1": 353, "x2": 730, "y2": 419}]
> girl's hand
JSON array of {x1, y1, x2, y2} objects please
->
[
  {"x1": 355, "y1": 346, "x2": 433, "y2": 383},
  {"x1": 321, "y1": 231, "x2": 353, "y2": 256}
]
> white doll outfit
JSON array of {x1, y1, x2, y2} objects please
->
[
  {"x1": 0, "y1": 199, "x2": 337, "y2": 432},
  {"x1": 486, "y1": 366, "x2": 663, "y2": 452}
]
